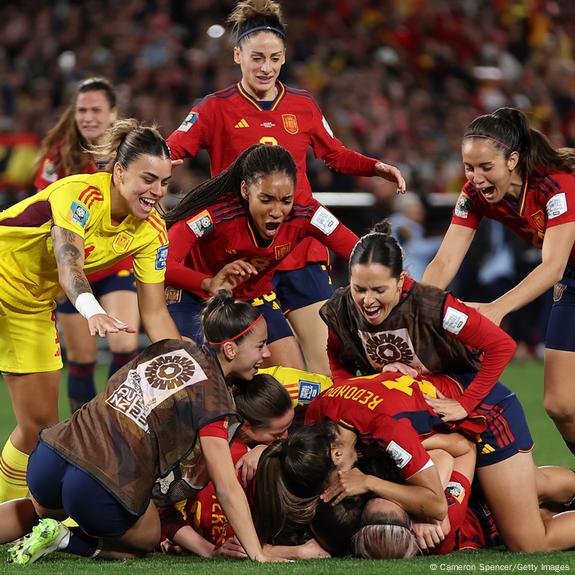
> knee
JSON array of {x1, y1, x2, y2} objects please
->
[
  {"x1": 505, "y1": 539, "x2": 549, "y2": 553},
  {"x1": 543, "y1": 396, "x2": 575, "y2": 425}
]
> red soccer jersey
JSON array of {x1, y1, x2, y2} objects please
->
[
  {"x1": 165, "y1": 196, "x2": 358, "y2": 300},
  {"x1": 305, "y1": 371, "x2": 494, "y2": 478},
  {"x1": 452, "y1": 170, "x2": 575, "y2": 267},
  {"x1": 167, "y1": 81, "x2": 378, "y2": 268}
]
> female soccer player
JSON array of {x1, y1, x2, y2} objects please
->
[
  {"x1": 164, "y1": 144, "x2": 358, "y2": 368},
  {"x1": 35, "y1": 77, "x2": 140, "y2": 413},
  {"x1": 167, "y1": 0, "x2": 405, "y2": 375},
  {"x1": 321, "y1": 220, "x2": 516, "y2": 422},
  {"x1": 0, "y1": 119, "x2": 179, "y2": 503},
  {"x1": 1, "y1": 292, "x2": 278, "y2": 564},
  {"x1": 423, "y1": 107, "x2": 575, "y2": 456}
]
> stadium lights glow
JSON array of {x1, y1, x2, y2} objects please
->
[{"x1": 207, "y1": 25, "x2": 225, "y2": 38}]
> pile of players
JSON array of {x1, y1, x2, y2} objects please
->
[{"x1": 2, "y1": 0, "x2": 575, "y2": 565}]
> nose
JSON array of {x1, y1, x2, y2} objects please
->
[
  {"x1": 364, "y1": 291, "x2": 376, "y2": 306},
  {"x1": 261, "y1": 344, "x2": 271, "y2": 359},
  {"x1": 260, "y1": 59, "x2": 271, "y2": 73},
  {"x1": 277, "y1": 430, "x2": 288, "y2": 440},
  {"x1": 269, "y1": 204, "x2": 283, "y2": 219}
]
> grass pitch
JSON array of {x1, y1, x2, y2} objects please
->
[{"x1": 0, "y1": 360, "x2": 574, "y2": 573}]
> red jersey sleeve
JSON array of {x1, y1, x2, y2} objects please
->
[
  {"x1": 198, "y1": 418, "x2": 229, "y2": 439},
  {"x1": 441, "y1": 294, "x2": 516, "y2": 413},
  {"x1": 309, "y1": 99, "x2": 379, "y2": 176},
  {"x1": 542, "y1": 172, "x2": 575, "y2": 228},
  {"x1": 306, "y1": 201, "x2": 358, "y2": 260},
  {"x1": 327, "y1": 329, "x2": 356, "y2": 382},
  {"x1": 370, "y1": 416, "x2": 434, "y2": 480},
  {"x1": 166, "y1": 219, "x2": 211, "y2": 298},
  {"x1": 451, "y1": 185, "x2": 483, "y2": 229},
  {"x1": 166, "y1": 103, "x2": 207, "y2": 161}
]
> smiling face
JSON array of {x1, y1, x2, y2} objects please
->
[
  {"x1": 242, "y1": 171, "x2": 294, "y2": 241},
  {"x1": 242, "y1": 406, "x2": 295, "y2": 444},
  {"x1": 227, "y1": 319, "x2": 271, "y2": 381},
  {"x1": 461, "y1": 137, "x2": 520, "y2": 203},
  {"x1": 75, "y1": 90, "x2": 117, "y2": 143},
  {"x1": 234, "y1": 31, "x2": 286, "y2": 100},
  {"x1": 350, "y1": 263, "x2": 404, "y2": 326},
  {"x1": 112, "y1": 153, "x2": 172, "y2": 221}
]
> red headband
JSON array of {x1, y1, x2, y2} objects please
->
[{"x1": 207, "y1": 315, "x2": 264, "y2": 345}]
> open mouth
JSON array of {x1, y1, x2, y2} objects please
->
[
  {"x1": 480, "y1": 186, "x2": 497, "y2": 200},
  {"x1": 362, "y1": 306, "x2": 382, "y2": 321},
  {"x1": 264, "y1": 222, "x2": 281, "y2": 236},
  {"x1": 139, "y1": 197, "x2": 155, "y2": 212}
]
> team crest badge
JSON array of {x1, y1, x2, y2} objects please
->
[
  {"x1": 68, "y1": 201, "x2": 90, "y2": 228},
  {"x1": 282, "y1": 114, "x2": 299, "y2": 135},
  {"x1": 186, "y1": 210, "x2": 214, "y2": 238},
  {"x1": 455, "y1": 194, "x2": 471, "y2": 219},
  {"x1": 177, "y1": 111, "x2": 199, "y2": 132},
  {"x1": 42, "y1": 159, "x2": 59, "y2": 183},
  {"x1": 274, "y1": 243, "x2": 291, "y2": 259},
  {"x1": 554, "y1": 282, "x2": 567, "y2": 302},
  {"x1": 112, "y1": 231, "x2": 134, "y2": 254},
  {"x1": 530, "y1": 210, "x2": 546, "y2": 232}
]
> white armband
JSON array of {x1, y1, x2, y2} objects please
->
[{"x1": 74, "y1": 293, "x2": 106, "y2": 320}]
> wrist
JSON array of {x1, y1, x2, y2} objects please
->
[{"x1": 74, "y1": 292, "x2": 106, "y2": 319}]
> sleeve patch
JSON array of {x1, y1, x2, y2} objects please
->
[
  {"x1": 321, "y1": 115, "x2": 334, "y2": 138},
  {"x1": 155, "y1": 245, "x2": 169, "y2": 270},
  {"x1": 186, "y1": 210, "x2": 214, "y2": 238},
  {"x1": 454, "y1": 194, "x2": 471, "y2": 219},
  {"x1": 297, "y1": 380, "x2": 321, "y2": 403},
  {"x1": 42, "y1": 159, "x2": 59, "y2": 184},
  {"x1": 442, "y1": 306, "x2": 468, "y2": 334},
  {"x1": 386, "y1": 440, "x2": 413, "y2": 469},
  {"x1": 68, "y1": 201, "x2": 90, "y2": 228},
  {"x1": 177, "y1": 111, "x2": 199, "y2": 132},
  {"x1": 546, "y1": 193, "x2": 567, "y2": 219},
  {"x1": 311, "y1": 206, "x2": 340, "y2": 236}
]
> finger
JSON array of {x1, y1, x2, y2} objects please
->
[{"x1": 171, "y1": 159, "x2": 184, "y2": 167}]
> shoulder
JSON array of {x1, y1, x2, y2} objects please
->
[
  {"x1": 210, "y1": 197, "x2": 245, "y2": 225},
  {"x1": 197, "y1": 84, "x2": 240, "y2": 108},
  {"x1": 530, "y1": 169, "x2": 575, "y2": 196}
]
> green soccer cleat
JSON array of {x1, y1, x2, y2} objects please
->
[{"x1": 7, "y1": 518, "x2": 68, "y2": 565}]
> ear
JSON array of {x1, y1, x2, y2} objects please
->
[
  {"x1": 331, "y1": 444, "x2": 344, "y2": 466},
  {"x1": 222, "y1": 341, "x2": 237, "y2": 361},
  {"x1": 109, "y1": 107, "x2": 118, "y2": 124},
  {"x1": 398, "y1": 271, "x2": 406, "y2": 291},
  {"x1": 113, "y1": 161, "x2": 124, "y2": 184},
  {"x1": 240, "y1": 180, "x2": 249, "y2": 201},
  {"x1": 507, "y1": 151, "x2": 520, "y2": 172},
  {"x1": 233, "y1": 46, "x2": 241, "y2": 65}
]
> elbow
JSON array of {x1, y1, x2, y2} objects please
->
[{"x1": 432, "y1": 496, "x2": 448, "y2": 522}]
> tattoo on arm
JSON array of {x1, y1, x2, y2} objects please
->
[{"x1": 52, "y1": 226, "x2": 92, "y2": 301}]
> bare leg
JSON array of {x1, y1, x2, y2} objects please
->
[
  {"x1": 265, "y1": 336, "x2": 305, "y2": 370},
  {"x1": 544, "y1": 349, "x2": 575, "y2": 448},
  {"x1": 101, "y1": 290, "x2": 140, "y2": 355},
  {"x1": 478, "y1": 452, "x2": 575, "y2": 551},
  {"x1": 286, "y1": 301, "x2": 329, "y2": 375},
  {"x1": 0, "y1": 499, "x2": 38, "y2": 543},
  {"x1": 536, "y1": 466, "x2": 575, "y2": 505}
]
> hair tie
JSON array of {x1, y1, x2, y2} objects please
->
[
  {"x1": 237, "y1": 25, "x2": 285, "y2": 44},
  {"x1": 207, "y1": 314, "x2": 263, "y2": 345}
]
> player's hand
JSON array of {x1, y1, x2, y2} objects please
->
[
  {"x1": 412, "y1": 520, "x2": 447, "y2": 551},
  {"x1": 235, "y1": 444, "x2": 267, "y2": 487},
  {"x1": 87, "y1": 314, "x2": 137, "y2": 337},
  {"x1": 297, "y1": 538, "x2": 331, "y2": 559},
  {"x1": 424, "y1": 390, "x2": 468, "y2": 422},
  {"x1": 321, "y1": 468, "x2": 370, "y2": 505},
  {"x1": 213, "y1": 537, "x2": 248, "y2": 559},
  {"x1": 374, "y1": 161, "x2": 406, "y2": 194},
  {"x1": 171, "y1": 159, "x2": 184, "y2": 168},
  {"x1": 160, "y1": 539, "x2": 183, "y2": 554},
  {"x1": 381, "y1": 362, "x2": 419, "y2": 378},
  {"x1": 204, "y1": 259, "x2": 258, "y2": 294},
  {"x1": 463, "y1": 301, "x2": 506, "y2": 326}
]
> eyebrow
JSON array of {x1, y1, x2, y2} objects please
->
[
  {"x1": 142, "y1": 171, "x2": 171, "y2": 181},
  {"x1": 251, "y1": 51, "x2": 283, "y2": 57}
]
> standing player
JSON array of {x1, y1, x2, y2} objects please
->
[
  {"x1": 35, "y1": 77, "x2": 140, "y2": 413},
  {"x1": 164, "y1": 144, "x2": 358, "y2": 367},
  {"x1": 423, "y1": 107, "x2": 575, "y2": 456},
  {"x1": 0, "y1": 119, "x2": 180, "y2": 503},
  {"x1": 167, "y1": 0, "x2": 405, "y2": 374}
]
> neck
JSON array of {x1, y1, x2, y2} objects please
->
[
  {"x1": 506, "y1": 172, "x2": 525, "y2": 200},
  {"x1": 109, "y1": 180, "x2": 128, "y2": 225},
  {"x1": 241, "y1": 80, "x2": 277, "y2": 101}
]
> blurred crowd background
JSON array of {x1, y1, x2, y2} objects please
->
[{"x1": 2, "y1": 0, "x2": 575, "y2": 358}]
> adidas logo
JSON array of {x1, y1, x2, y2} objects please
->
[{"x1": 234, "y1": 119, "x2": 249, "y2": 128}]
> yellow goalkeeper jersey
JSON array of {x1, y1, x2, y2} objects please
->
[{"x1": 0, "y1": 172, "x2": 168, "y2": 311}]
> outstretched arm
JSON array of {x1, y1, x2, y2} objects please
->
[{"x1": 52, "y1": 226, "x2": 135, "y2": 336}]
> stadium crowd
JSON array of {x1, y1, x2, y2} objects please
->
[{"x1": 1, "y1": 0, "x2": 575, "y2": 565}]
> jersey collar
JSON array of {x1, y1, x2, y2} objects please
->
[{"x1": 237, "y1": 81, "x2": 286, "y2": 111}]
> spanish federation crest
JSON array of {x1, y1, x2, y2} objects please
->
[
  {"x1": 282, "y1": 114, "x2": 299, "y2": 135},
  {"x1": 112, "y1": 231, "x2": 134, "y2": 253}
]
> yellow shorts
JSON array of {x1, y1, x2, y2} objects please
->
[{"x1": 0, "y1": 299, "x2": 62, "y2": 373}]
